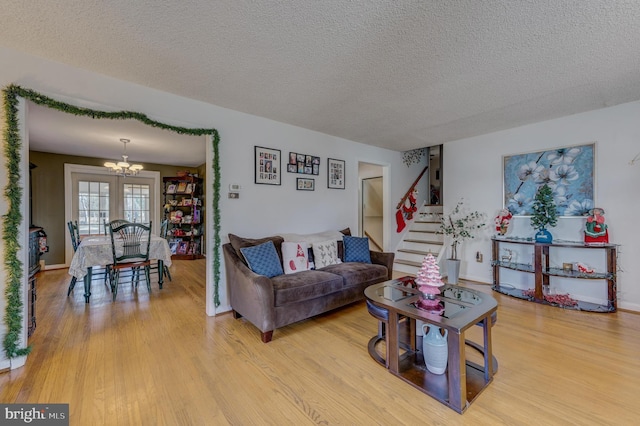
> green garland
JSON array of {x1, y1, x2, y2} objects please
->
[
  {"x1": 2, "y1": 84, "x2": 222, "y2": 359},
  {"x1": 2, "y1": 86, "x2": 30, "y2": 359}
]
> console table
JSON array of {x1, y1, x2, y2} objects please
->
[
  {"x1": 491, "y1": 237, "x2": 617, "y2": 312},
  {"x1": 364, "y1": 280, "x2": 498, "y2": 413}
]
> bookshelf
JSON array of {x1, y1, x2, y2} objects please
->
[{"x1": 163, "y1": 175, "x2": 204, "y2": 259}]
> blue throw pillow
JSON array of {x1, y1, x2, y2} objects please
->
[
  {"x1": 343, "y1": 236, "x2": 371, "y2": 263},
  {"x1": 240, "y1": 241, "x2": 284, "y2": 278}
]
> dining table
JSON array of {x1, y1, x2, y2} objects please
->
[{"x1": 69, "y1": 234, "x2": 173, "y2": 303}]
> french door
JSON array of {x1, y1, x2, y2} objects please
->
[
  {"x1": 71, "y1": 173, "x2": 154, "y2": 236},
  {"x1": 65, "y1": 164, "x2": 160, "y2": 264}
]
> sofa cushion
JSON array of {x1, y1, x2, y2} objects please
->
[
  {"x1": 229, "y1": 233, "x2": 285, "y2": 265},
  {"x1": 271, "y1": 270, "x2": 344, "y2": 306},
  {"x1": 340, "y1": 227, "x2": 351, "y2": 236},
  {"x1": 312, "y1": 240, "x2": 342, "y2": 268},
  {"x1": 240, "y1": 241, "x2": 284, "y2": 278},
  {"x1": 319, "y1": 262, "x2": 388, "y2": 288},
  {"x1": 343, "y1": 236, "x2": 371, "y2": 263},
  {"x1": 281, "y1": 241, "x2": 310, "y2": 274}
]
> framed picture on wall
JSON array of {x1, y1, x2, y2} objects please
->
[
  {"x1": 289, "y1": 152, "x2": 298, "y2": 165},
  {"x1": 503, "y1": 143, "x2": 595, "y2": 216},
  {"x1": 255, "y1": 146, "x2": 281, "y2": 185},
  {"x1": 327, "y1": 158, "x2": 345, "y2": 189},
  {"x1": 297, "y1": 178, "x2": 315, "y2": 191}
]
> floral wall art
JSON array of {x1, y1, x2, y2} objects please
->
[{"x1": 503, "y1": 143, "x2": 594, "y2": 216}]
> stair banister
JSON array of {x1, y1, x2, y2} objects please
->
[{"x1": 396, "y1": 166, "x2": 429, "y2": 210}]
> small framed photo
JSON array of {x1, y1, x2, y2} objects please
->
[
  {"x1": 177, "y1": 241, "x2": 189, "y2": 255},
  {"x1": 289, "y1": 152, "x2": 298, "y2": 165},
  {"x1": 328, "y1": 158, "x2": 345, "y2": 189},
  {"x1": 287, "y1": 164, "x2": 297, "y2": 173},
  {"x1": 297, "y1": 177, "x2": 315, "y2": 191},
  {"x1": 166, "y1": 184, "x2": 177, "y2": 194},
  {"x1": 255, "y1": 146, "x2": 281, "y2": 185}
]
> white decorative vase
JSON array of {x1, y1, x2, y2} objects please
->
[
  {"x1": 422, "y1": 324, "x2": 448, "y2": 375},
  {"x1": 447, "y1": 259, "x2": 461, "y2": 284}
]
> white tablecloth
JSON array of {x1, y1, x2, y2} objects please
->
[{"x1": 69, "y1": 235, "x2": 172, "y2": 279}]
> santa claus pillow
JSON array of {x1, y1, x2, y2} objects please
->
[{"x1": 281, "y1": 242, "x2": 310, "y2": 274}]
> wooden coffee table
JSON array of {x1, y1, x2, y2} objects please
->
[{"x1": 364, "y1": 279, "x2": 498, "y2": 413}]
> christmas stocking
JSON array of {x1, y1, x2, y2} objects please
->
[{"x1": 396, "y1": 209, "x2": 406, "y2": 233}]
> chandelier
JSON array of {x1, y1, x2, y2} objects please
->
[{"x1": 104, "y1": 138, "x2": 143, "y2": 177}]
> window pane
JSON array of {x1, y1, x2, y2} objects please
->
[
  {"x1": 78, "y1": 180, "x2": 109, "y2": 236},
  {"x1": 123, "y1": 183, "x2": 150, "y2": 225}
]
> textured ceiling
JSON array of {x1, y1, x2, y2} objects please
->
[{"x1": 3, "y1": 0, "x2": 640, "y2": 153}]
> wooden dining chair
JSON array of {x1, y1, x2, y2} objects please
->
[
  {"x1": 108, "y1": 221, "x2": 152, "y2": 301},
  {"x1": 67, "y1": 220, "x2": 110, "y2": 296},
  {"x1": 66, "y1": 220, "x2": 81, "y2": 296},
  {"x1": 155, "y1": 219, "x2": 172, "y2": 282}
]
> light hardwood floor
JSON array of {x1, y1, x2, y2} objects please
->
[{"x1": 1, "y1": 260, "x2": 639, "y2": 425}]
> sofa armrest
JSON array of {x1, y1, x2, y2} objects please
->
[
  {"x1": 223, "y1": 243, "x2": 276, "y2": 333},
  {"x1": 370, "y1": 250, "x2": 395, "y2": 280}
]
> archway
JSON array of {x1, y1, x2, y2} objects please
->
[{"x1": 2, "y1": 85, "x2": 221, "y2": 362}]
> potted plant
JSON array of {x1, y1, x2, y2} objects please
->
[
  {"x1": 439, "y1": 200, "x2": 486, "y2": 283},
  {"x1": 530, "y1": 184, "x2": 558, "y2": 243}
]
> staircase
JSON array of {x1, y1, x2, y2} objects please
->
[{"x1": 393, "y1": 204, "x2": 444, "y2": 275}]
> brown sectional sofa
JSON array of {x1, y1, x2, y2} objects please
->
[{"x1": 223, "y1": 231, "x2": 395, "y2": 342}]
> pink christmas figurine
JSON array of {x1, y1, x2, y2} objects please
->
[{"x1": 415, "y1": 254, "x2": 444, "y2": 310}]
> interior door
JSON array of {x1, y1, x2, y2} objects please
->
[{"x1": 361, "y1": 176, "x2": 383, "y2": 251}]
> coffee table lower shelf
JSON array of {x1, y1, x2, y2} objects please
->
[{"x1": 368, "y1": 336, "x2": 498, "y2": 413}]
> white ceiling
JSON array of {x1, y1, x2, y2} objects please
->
[
  {"x1": 3, "y1": 1, "x2": 640, "y2": 154},
  {"x1": 27, "y1": 102, "x2": 206, "y2": 167}
]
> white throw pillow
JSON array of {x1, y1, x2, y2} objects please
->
[
  {"x1": 312, "y1": 240, "x2": 342, "y2": 268},
  {"x1": 281, "y1": 241, "x2": 310, "y2": 274}
]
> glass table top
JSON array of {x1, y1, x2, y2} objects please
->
[{"x1": 365, "y1": 277, "x2": 497, "y2": 327}]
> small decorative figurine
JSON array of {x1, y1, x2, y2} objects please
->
[
  {"x1": 414, "y1": 253, "x2": 444, "y2": 311},
  {"x1": 495, "y1": 208, "x2": 513, "y2": 235},
  {"x1": 584, "y1": 207, "x2": 609, "y2": 243}
]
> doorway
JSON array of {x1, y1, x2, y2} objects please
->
[
  {"x1": 428, "y1": 145, "x2": 442, "y2": 205},
  {"x1": 358, "y1": 161, "x2": 386, "y2": 251},
  {"x1": 64, "y1": 164, "x2": 160, "y2": 265},
  {"x1": 361, "y1": 177, "x2": 383, "y2": 251}
]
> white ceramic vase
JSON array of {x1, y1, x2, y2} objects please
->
[
  {"x1": 447, "y1": 259, "x2": 461, "y2": 284},
  {"x1": 422, "y1": 324, "x2": 448, "y2": 375}
]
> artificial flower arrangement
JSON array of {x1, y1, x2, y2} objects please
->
[
  {"x1": 495, "y1": 208, "x2": 513, "y2": 235},
  {"x1": 439, "y1": 200, "x2": 486, "y2": 260}
]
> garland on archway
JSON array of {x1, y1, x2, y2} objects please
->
[
  {"x1": 2, "y1": 86, "x2": 30, "y2": 359},
  {"x1": 2, "y1": 84, "x2": 222, "y2": 359}
]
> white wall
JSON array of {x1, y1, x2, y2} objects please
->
[
  {"x1": 444, "y1": 101, "x2": 640, "y2": 311},
  {"x1": 0, "y1": 47, "x2": 422, "y2": 368}
]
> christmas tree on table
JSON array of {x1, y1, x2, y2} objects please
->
[{"x1": 414, "y1": 253, "x2": 444, "y2": 310}]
